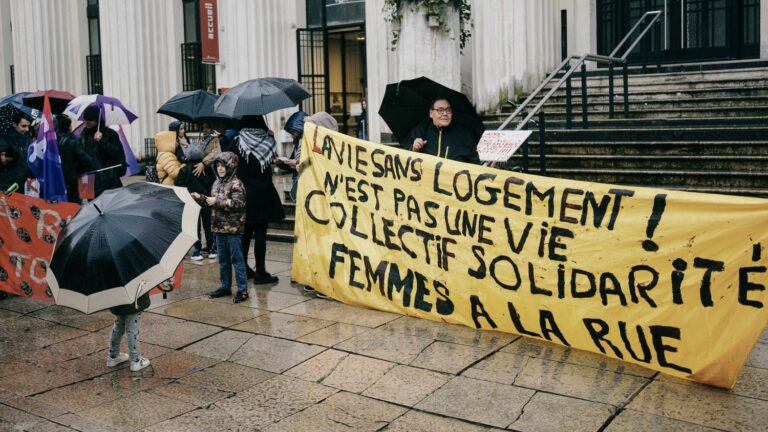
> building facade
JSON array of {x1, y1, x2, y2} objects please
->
[{"x1": 0, "y1": 0, "x2": 765, "y2": 156}]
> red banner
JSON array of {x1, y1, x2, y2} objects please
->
[
  {"x1": 0, "y1": 194, "x2": 79, "y2": 300},
  {"x1": 199, "y1": 0, "x2": 220, "y2": 64}
]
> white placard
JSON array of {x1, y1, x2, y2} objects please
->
[{"x1": 477, "y1": 130, "x2": 533, "y2": 162}]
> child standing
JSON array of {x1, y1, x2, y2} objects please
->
[
  {"x1": 191, "y1": 152, "x2": 249, "y2": 303},
  {"x1": 106, "y1": 292, "x2": 151, "y2": 372}
]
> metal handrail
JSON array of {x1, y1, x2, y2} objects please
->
[{"x1": 498, "y1": 10, "x2": 662, "y2": 134}]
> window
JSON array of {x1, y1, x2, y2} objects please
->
[
  {"x1": 86, "y1": 0, "x2": 103, "y2": 94},
  {"x1": 180, "y1": 0, "x2": 216, "y2": 92}
]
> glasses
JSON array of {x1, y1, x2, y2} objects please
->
[{"x1": 431, "y1": 107, "x2": 452, "y2": 114}]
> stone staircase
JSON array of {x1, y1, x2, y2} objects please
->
[{"x1": 485, "y1": 65, "x2": 768, "y2": 198}]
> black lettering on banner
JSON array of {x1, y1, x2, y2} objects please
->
[
  {"x1": 470, "y1": 295, "x2": 497, "y2": 329},
  {"x1": 468, "y1": 245, "x2": 487, "y2": 279},
  {"x1": 354, "y1": 145, "x2": 368, "y2": 175},
  {"x1": 349, "y1": 205, "x2": 367, "y2": 240},
  {"x1": 475, "y1": 173, "x2": 499, "y2": 205},
  {"x1": 628, "y1": 264, "x2": 658, "y2": 308},
  {"x1": 547, "y1": 226, "x2": 573, "y2": 262},
  {"x1": 320, "y1": 135, "x2": 334, "y2": 159},
  {"x1": 560, "y1": 188, "x2": 584, "y2": 224},
  {"x1": 540, "y1": 310, "x2": 570, "y2": 346},
  {"x1": 364, "y1": 256, "x2": 388, "y2": 295},
  {"x1": 580, "y1": 191, "x2": 611, "y2": 228},
  {"x1": 387, "y1": 263, "x2": 414, "y2": 307},
  {"x1": 693, "y1": 257, "x2": 725, "y2": 307},
  {"x1": 571, "y1": 268, "x2": 597, "y2": 298},
  {"x1": 503, "y1": 176, "x2": 524, "y2": 211},
  {"x1": 423, "y1": 201, "x2": 439, "y2": 228},
  {"x1": 329, "y1": 243, "x2": 348, "y2": 278},
  {"x1": 503, "y1": 218, "x2": 532, "y2": 254},
  {"x1": 738, "y1": 266, "x2": 766, "y2": 308},
  {"x1": 599, "y1": 272, "x2": 627, "y2": 306},
  {"x1": 434, "y1": 280, "x2": 454, "y2": 315},
  {"x1": 583, "y1": 318, "x2": 624, "y2": 359},
  {"x1": 619, "y1": 321, "x2": 652, "y2": 363},
  {"x1": 525, "y1": 183, "x2": 555, "y2": 218},
  {"x1": 305, "y1": 190, "x2": 329, "y2": 225},
  {"x1": 371, "y1": 148, "x2": 385, "y2": 177},
  {"x1": 671, "y1": 258, "x2": 688, "y2": 305},
  {"x1": 606, "y1": 188, "x2": 635, "y2": 230},
  {"x1": 347, "y1": 248, "x2": 365, "y2": 289},
  {"x1": 507, "y1": 301, "x2": 540, "y2": 337},
  {"x1": 398, "y1": 225, "x2": 417, "y2": 259},
  {"x1": 490, "y1": 255, "x2": 522, "y2": 290},
  {"x1": 344, "y1": 177, "x2": 358, "y2": 203},
  {"x1": 651, "y1": 325, "x2": 692, "y2": 374},
  {"x1": 413, "y1": 272, "x2": 433, "y2": 312},
  {"x1": 453, "y1": 170, "x2": 473, "y2": 202},
  {"x1": 433, "y1": 162, "x2": 452, "y2": 196},
  {"x1": 528, "y1": 262, "x2": 552, "y2": 297}
]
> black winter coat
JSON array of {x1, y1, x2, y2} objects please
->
[
  {"x1": 79, "y1": 126, "x2": 127, "y2": 197},
  {"x1": 175, "y1": 163, "x2": 215, "y2": 195},
  {"x1": 58, "y1": 132, "x2": 96, "y2": 202},
  {"x1": 403, "y1": 119, "x2": 480, "y2": 164},
  {"x1": 0, "y1": 137, "x2": 28, "y2": 192},
  {"x1": 236, "y1": 151, "x2": 285, "y2": 224},
  {"x1": 109, "y1": 292, "x2": 150, "y2": 315}
]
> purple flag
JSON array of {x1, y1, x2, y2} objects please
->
[
  {"x1": 112, "y1": 125, "x2": 140, "y2": 177},
  {"x1": 27, "y1": 95, "x2": 68, "y2": 202}
]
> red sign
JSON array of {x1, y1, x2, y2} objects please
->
[
  {"x1": 0, "y1": 194, "x2": 79, "y2": 300},
  {"x1": 199, "y1": 0, "x2": 220, "y2": 64}
]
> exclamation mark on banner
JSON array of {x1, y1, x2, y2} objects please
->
[{"x1": 642, "y1": 193, "x2": 667, "y2": 252}]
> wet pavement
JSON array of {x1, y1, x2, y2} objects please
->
[{"x1": 1, "y1": 240, "x2": 767, "y2": 431}]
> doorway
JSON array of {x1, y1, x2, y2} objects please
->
[
  {"x1": 597, "y1": 0, "x2": 761, "y2": 62},
  {"x1": 327, "y1": 28, "x2": 367, "y2": 137}
]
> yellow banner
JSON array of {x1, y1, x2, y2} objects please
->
[{"x1": 292, "y1": 123, "x2": 768, "y2": 388}]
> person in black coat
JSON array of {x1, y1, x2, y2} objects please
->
[
  {"x1": 176, "y1": 152, "x2": 216, "y2": 260},
  {"x1": 0, "y1": 136, "x2": 28, "y2": 192},
  {"x1": 78, "y1": 105, "x2": 127, "y2": 197},
  {"x1": 403, "y1": 98, "x2": 480, "y2": 164},
  {"x1": 234, "y1": 115, "x2": 285, "y2": 284},
  {"x1": 56, "y1": 115, "x2": 96, "y2": 203}
]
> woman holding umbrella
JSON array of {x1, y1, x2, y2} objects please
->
[{"x1": 234, "y1": 115, "x2": 284, "y2": 283}]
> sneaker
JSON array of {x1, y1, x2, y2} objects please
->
[
  {"x1": 303, "y1": 286, "x2": 316, "y2": 293},
  {"x1": 233, "y1": 291, "x2": 249, "y2": 304},
  {"x1": 130, "y1": 357, "x2": 151, "y2": 372},
  {"x1": 208, "y1": 289, "x2": 231, "y2": 298},
  {"x1": 190, "y1": 254, "x2": 204, "y2": 261},
  {"x1": 106, "y1": 352, "x2": 130, "y2": 367},
  {"x1": 246, "y1": 267, "x2": 255, "y2": 278},
  {"x1": 207, "y1": 252, "x2": 218, "y2": 259},
  {"x1": 253, "y1": 272, "x2": 278, "y2": 284},
  {"x1": 316, "y1": 292, "x2": 331, "y2": 299}
]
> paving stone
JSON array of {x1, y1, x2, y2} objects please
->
[
  {"x1": 380, "y1": 316, "x2": 517, "y2": 349},
  {"x1": 0, "y1": 296, "x2": 50, "y2": 314},
  {"x1": 148, "y1": 350, "x2": 220, "y2": 379},
  {"x1": 182, "y1": 329, "x2": 253, "y2": 361},
  {"x1": 284, "y1": 349, "x2": 349, "y2": 382},
  {"x1": 603, "y1": 409, "x2": 722, "y2": 432},
  {"x1": 509, "y1": 392, "x2": 616, "y2": 432},
  {"x1": 627, "y1": 379, "x2": 768, "y2": 431},
  {"x1": 2, "y1": 395, "x2": 68, "y2": 420},
  {"x1": 514, "y1": 356, "x2": 649, "y2": 405},
  {"x1": 362, "y1": 365, "x2": 451, "y2": 406},
  {"x1": 0, "y1": 357, "x2": 43, "y2": 379},
  {"x1": 151, "y1": 297, "x2": 266, "y2": 327},
  {"x1": 232, "y1": 311, "x2": 335, "y2": 339},
  {"x1": 139, "y1": 313, "x2": 221, "y2": 349},
  {"x1": 77, "y1": 391, "x2": 196, "y2": 431},
  {"x1": 502, "y1": 337, "x2": 657, "y2": 378},
  {"x1": 335, "y1": 328, "x2": 434, "y2": 363},
  {"x1": 148, "y1": 381, "x2": 233, "y2": 407},
  {"x1": 229, "y1": 334, "x2": 325, "y2": 373},
  {"x1": 0, "y1": 308, "x2": 20, "y2": 322},
  {"x1": 0, "y1": 365, "x2": 89, "y2": 397},
  {"x1": 416, "y1": 376, "x2": 535, "y2": 428},
  {"x1": 381, "y1": 410, "x2": 493, "y2": 431},
  {"x1": 410, "y1": 341, "x2": 494, "y2": 374},
  {"x1": 215, "y1": 375, "x2": 338, "y2": 429},
  {"x1": 30, "y1": 373, "x2": 167, "y2": 413},
  {"x1": 49, "y1": 413, "x2": 115, "y2": 432},
  {"x1": 179, "y1": 361, "x2": 275, "y2": 393},
  {"x1": 462, "y1": 351, "x2": 530, "y2": 385},
  {"x1": 281, "y1": 298, "x2": 400, "y2": 328},
  {"x1": 297, "y1": 322, "x2": 372, "y2": 347},
  {"x1": 25, "y1": 419, "x2": 80, "y2": 432},
  {"x1": 141, "y1": 406, "x2": 245, "y2": 432},
  {"x1": 0, "y1": 403, "x2": 47, "y2": 431},
  {"x1": 210, "y1": 288, "x2": 309, "y2": 311},
  {"x1": 262, "y1": 391, "x2": 407, "y2": 432},
  {"x1": 746, "y1": 341, "x2": 768, "y2": 369},
  {"x1": 657, "y1": 365, "x2": 768, "y2": 401},
  {"x1": 29, "y1": 306, "x2": 114, "y2": 332},
  {"x1": 320, "y1": 354, "x2": 395, "y2": 393}
]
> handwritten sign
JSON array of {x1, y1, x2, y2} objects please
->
[{"x1": 477, "y1": 130, "x2": 533, "y2": 162}]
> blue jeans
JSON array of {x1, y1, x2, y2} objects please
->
[
  {"x1": 214, "y1": 233, "x2": 247, "y2": 295},
  {"x1": 109, "y1": 312, "x2": 142, "y2": 362}
]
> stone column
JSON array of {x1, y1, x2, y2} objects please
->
[
  {"x1": 99, "y1": 0, "x2": 183, "y2": 158},
  {"x1": 761, "y1": 0, "x2": 768, "y2": 59},
  {"x1": 9, "y1": 0, "x2": 88, "y2": 94},
  {"x1": 395, "y1": 3, "x2": 461, "y2": 90},
  {"x1": 0, "y1": 0, "x2": 13, "y2": 95}
]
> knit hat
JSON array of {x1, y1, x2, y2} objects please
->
[{"x1": 83, "y1": 105, "x2": 101, "y2": 121}]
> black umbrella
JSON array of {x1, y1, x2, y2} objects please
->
[
  {"x1": 22, "y1": 90, "x2": 76, "y2": 115},
  {"x1": 47, "y1": 182, "x2": 200, "y2": 314},
  {"x1": 378, "y1": 76, "x2": 485, "y2": 144},
  {"x1": 157, "y1": 90, "x2": 229, "y2": 123},
  {"x1": 0, "y1": 92, "x2": 39, "y2": 134},
  {"x1": 213, "y1": 78, "x2": 311, "y2": 118}
]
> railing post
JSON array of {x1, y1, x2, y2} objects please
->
[
  {"x1": 656, "y1": 21, "x2": 662, "y2": 72},
  {"x1": 642, "y1": 22, "x2": 648, "y2": 73},
  {"x1": 522, "y1": 121, "x2": 530, "y2": 173},
  {"x1": 608, "y1": 62, "x2": 615, "y2": 119},
  {"x1": 565, "y1": 69, "x2": 573, "y2": 129},
  {"x1": 623, "y1": 62, "x2": 629, "y2": 118},
  {"x1": 538, "y1": 111, "x2": 546, "y2": 175},
  {"x1": 581, "y1": 62, "x2": 588, "y2": 129}
]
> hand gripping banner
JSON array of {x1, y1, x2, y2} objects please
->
[{"x1": 292, "y1": 123, "x2": 768, "y2": 388}]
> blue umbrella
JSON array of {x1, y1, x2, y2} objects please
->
[{"x1": 0, "y1": 92, "x2": 40, "y2": 134}]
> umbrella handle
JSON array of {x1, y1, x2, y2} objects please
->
[{"x1": 3, "y1": 183, "x2": 19, "y2": 196}]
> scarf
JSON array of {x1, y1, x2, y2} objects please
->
[{"x1": 237, "y1": 128, "x2": 276, "y2": 173}]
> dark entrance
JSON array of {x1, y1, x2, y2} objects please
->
[
  {"x1": 597, "y1": 0, "x2": 761, "y2": 62},
  {"x1": 297, "y1": 1, "x2": 368, "y2": 137}
]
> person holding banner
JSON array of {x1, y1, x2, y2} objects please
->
[
  {"x1": 78, "y1": 105, "x2": 127, "y2": 197},
  {"x1": 405, "y1": 98, "x2": 480, "y2": 164}
]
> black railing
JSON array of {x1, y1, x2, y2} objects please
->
[
  {"x1": 144, "y1": 138, "x2": 156, "y2": 161},
  {"x1": 494, "y1": 10, "x2": 662, "y2": 174},
  {"x1": 9, "y1": 65, "x2": 14, "y2": 93},
  {"x1": 86, "y1": 54, "x2": 103, "y2": 95},
  {"x1": 181, "y1": 42, "x2": 216, "y2": 92}
]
